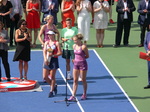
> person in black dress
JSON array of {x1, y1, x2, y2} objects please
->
[
  {"x1": 13, "y1": 19, "x2": 31, "y2": 81},
  {"x1": 0, "y1": 0, "x2": 13, "y2": 30}
]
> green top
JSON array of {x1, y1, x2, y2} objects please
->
[{"x1": 61, "y1": 27, "x2": 78, "y2": 50}]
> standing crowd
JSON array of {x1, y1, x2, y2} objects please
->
[{"x1": 1, "y1": 0, "x2": 150, "y2": 100}]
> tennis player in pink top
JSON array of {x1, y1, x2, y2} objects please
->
[{"x1": 68, "y1": 34, "x2": 89, "y2": 101}]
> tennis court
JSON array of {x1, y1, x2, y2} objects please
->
[{"x1": 0, "y1": 50, "x2": 139, "y2": 112}]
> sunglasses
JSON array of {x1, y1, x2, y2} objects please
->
[{"x1": 22, "y1": 23, "x2": 27, "y2": 25}]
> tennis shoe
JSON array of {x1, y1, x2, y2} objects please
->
[
  {"x1": 43, "y1": 80, "x2": 46, "y2": 83},
  {"x1": 81, "y1": 94, "x2": 87, "y2": 100},
  {"x1": 78, "y1": 76, "x2": 82, "y2": 82},
  {"x1": 68, "y1": 96, "x2": 76, "y2": 101},
  {"x1": 48, "y1": 92, "x2": 54, "y2": 97},
  {"x1": 54, "y1": 85, "x2": 57, "y2": 95},
  {"x1": 67, "y1": 74, "x2": 72, "y2": 80}
]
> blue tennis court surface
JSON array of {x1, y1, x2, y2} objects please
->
[{"x1": 0, "y1": 50, "x2": 139, "y2": 112}]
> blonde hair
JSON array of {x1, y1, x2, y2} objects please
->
[
  {"x1": 74, "y1": 34, "x2": 83, "y2": 40},
  {"x1": 77, "y1": 34, "x2": 83, "y2": 40},
  {"x1": 44, "y1": 15, "x2": 54, "y2": 22}
]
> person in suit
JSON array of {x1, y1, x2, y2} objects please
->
[
  {"x1": 41, "y1": 0, "x2": 59, "y2": 25},
  {"x1": 113, "y1": 0, "x2": 136, "y2": 47},
  {"x1": 144, "y1": 31, "x2": 150, "y2": 89},
  {"x1": 137, "y1": 0, "x2": 150, "y2": 47},
  {"x1": 9, "y1": 0, "x2": 23, "y2": 47}
]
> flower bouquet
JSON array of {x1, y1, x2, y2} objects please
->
[{"x1": 46, "y1": 44, "x2": 56, "y2": 63}]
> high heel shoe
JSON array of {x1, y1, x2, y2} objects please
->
[
  {"x1": 24, "y1": 75, "x2": 28, "y2": 81},
  {"x1": 99, "y1": 45, "x2": 104, "y2": 48}
]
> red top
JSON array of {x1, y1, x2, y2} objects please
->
[
  {"x1": 47, "y1": 41, "x2": 58, "y2": 58},
  {"x1": 62, "y1": 0, "x2": 75, "y2": 28},
  {"x1": 26, "y1": 2, "x2": 40, "y2": 29}
]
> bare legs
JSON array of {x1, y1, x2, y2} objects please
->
[
  {"x1": 43, "y1": 68, "x2": 57, "y2": 92},
  {"x1": 29, "y1": 28, "x2": 38, "y2": 48},
  {"x1": 96, "y1": 29, "x2": 105, "y2": 47},
  {"x1": 66, "y1": 59, "x2": 71, "y2": 72},
  {"x1": 66, "y1": 59, "x2": 74, "y2": 79},
  {"x1": 19, "y1": 60, "x2": 28, "y2": 81},
  {"x1": 109, "y1": 6, "x2": 114, "y2": 24},
  {"x1": 72, "y1": 69, "x2": 87, "y2": 97}
]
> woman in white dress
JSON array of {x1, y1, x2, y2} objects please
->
[
  {"x1": 93, "y1": 0, "x2": 109, "y2": 47},
  {"x1": 76, "y1": 0, "x2": 92, "y2": 44}
]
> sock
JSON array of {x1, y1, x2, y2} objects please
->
[{"x1": 67, "y1": 71, "x2": 70, "y2": 75}]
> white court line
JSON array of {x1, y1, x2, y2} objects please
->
[
  {"x1": 58, "y1": 68, "x2": 85, "y2": 112},
  {"x1": 9, "y1": 50, "x2": 139, "y2": 111},
  {"x1": 93, "y1": 49, "x2": 139, "y2": 112}
]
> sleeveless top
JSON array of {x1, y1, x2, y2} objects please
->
[
  {"x1": 74, "y1": 45, "x2": 86, "y2": 61},
  {"x1": 26, "y1": 2, "x2": 40, "y2": 28},
  {"x1": 43, "y1": 24, "x2": 56, "y2": 42},
  {"x1": 13, "y1": 28, "x2": 30, "y2": 61},
  {"x1": 18, "y1": 29, "x2": 30, "y2": 46},
  {"x1": 63, "y1": 1, "x2": 74, "y2": 17},
  {"x1": 46, "y1": 40, "x2": 58, "y2": 58}
]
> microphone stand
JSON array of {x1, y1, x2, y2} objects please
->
[{"x1": 54, "y1": 45, "x2": 70, "y2": 106}]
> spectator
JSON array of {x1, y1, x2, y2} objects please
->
[
  {"x1": 137, "y1": 0, "x2": 150, "y2": 47},
  {"x1": 13, "y1": 19, "x2": 31, "y2": 81},
  {"x1": 108, "y1": 0, "x2": 115, "y2": 24},
  {"x1": 113, "y1": 0, "x2": 136, "y2": 47},
  {"x1": 61, "y1": 0, "x2": 75, "y2": 28},
  {"x1": 0, "y1": 21, "x2": 11, "y2": 81},
  {"x1": 144, "y1": 31, "x2": 150, "y2": 89},
  {"x1": 26, "y1": 0, "x2": 41, "y2": 48},
  {"x1": 61, "y1": 18, "x2": 78, "y2": 80},
  {"x1": 93, "y1": 0, "x2": 109, "y2": 48},
  {"x1": 0, "y1": 0, "x2": 12, "y2": 30},
  {"x1": 89, "y1": 0, "x2": 97, "y2": 24},
  {"x1": 76, "y1": 0, "x2": 92, "y2": 44},
  {"x1": 41, "y1": 0, "x2": 59, "y2": 25},
  {"x1": 21, "y1": 0, "x2": 28, "y2": 19},
  {"x1": 9, "y1": 0, "x2": 23, "y2": 47}
]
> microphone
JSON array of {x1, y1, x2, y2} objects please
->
[
  {"x1": 66, "y1": 45, "x2": 68, "y2": 50},
  {"x1": 65, "y1": 45, "x2": 68, "y2": 58}
]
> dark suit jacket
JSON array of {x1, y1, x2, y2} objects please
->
[
  {"x1": 137, "y1": 0, "x2": 150, "y2": 25},
  {"x1": 116, "y1": 0, "x2": 136, "y2": 22},
  {"x1": 41, "y1": 0, "x2": 59, "y2": 24}
]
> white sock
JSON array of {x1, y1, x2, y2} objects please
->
[{"x1": 67, "y1": 71, "x2": 70, "y2": 75}]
